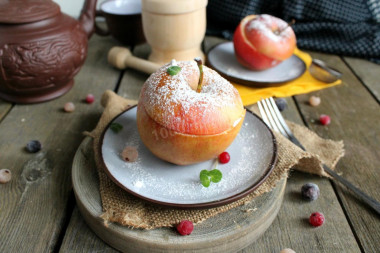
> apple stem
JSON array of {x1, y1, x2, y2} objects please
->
[
  {"x1": 275, "y1": 19, "x2": 295, "y2": 35},
  {"x1": 195, "y1": 58, "x2": 204, "y2": 93}
]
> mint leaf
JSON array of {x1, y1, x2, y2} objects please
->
[
  {"x1": 110, "y1": 122, "x2": 123, "y2": 133},
  {"x1": 200, "y1": 170, "x2": 210, "y2": 187},
  {"x1": 167, "y1": 66, "x2": 181, "y2": 76},
  {"x1": 199, "y1": 160, "x2": 223, "y2": 187},
  {"x1": 209, "y1": 169, "x2": 222, "y2": 183}
]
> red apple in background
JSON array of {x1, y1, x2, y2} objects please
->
[{"x1": 233, "y1": 14, "x2": 296, "y2": 70}]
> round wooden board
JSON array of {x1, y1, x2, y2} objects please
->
[{"x1": 72, "y1": 137, "x2": 286, "y2": 253}]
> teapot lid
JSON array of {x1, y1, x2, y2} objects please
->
[{"x1": 0, "y1": 0, "x2": 61, "y2": 24}]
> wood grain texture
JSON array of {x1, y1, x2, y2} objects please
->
[
  {"x1": 245, "y1": 100, "x2": 360, "y2": 252},
  {"x1": 295, "y1": 51, "x2": 380, "y2": 253},
  {"x1": 0, "y1": 100, "x2": 12, "y2": 121},
  {"x1": 343, "y1": 57, "x2": 380, "y2": 102},
  {"x1": 0, "y1": 35, "x2": 120, "y2": 253},
  {"x1": 71, "y1": 137, "x2": 286, "y2": 253},
  {"x1": 117, "y1": 43, "x2": 152, "y2": 100},
  {"x1": 60, "y1": 207, "x2": 119, "y2": 253}
]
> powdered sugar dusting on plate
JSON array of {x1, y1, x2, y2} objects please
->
[{"x1": 101, "y1": 107, "x2": 276, "y2": 206}]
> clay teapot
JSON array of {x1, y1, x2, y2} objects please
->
[{"x1": 0, "y1": 0, "x2": 98, "y2": 103}]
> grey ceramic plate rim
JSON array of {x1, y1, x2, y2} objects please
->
[
  {"x1": 207, "y1": 42, "x2": 307, "y2": 87},
  {"x1": 99, "y1": 105, "x2": 278, "y2": 209}
]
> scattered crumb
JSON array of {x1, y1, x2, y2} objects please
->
[
  {"x1": 64, "y1": 102, "x2": 75, "y2": 112},
  {"x1": 280, "y1": 248, "x2": 296, "y2": 253},
  {"x1": 121, "y1": 146, "x2": 138, "y2": 162},
  {"x1": 244, "y1": 208, "x2": 257, "y2": 213},
  {"x1": 0, "y1": 169, "x2": 12, "y2": 184}
]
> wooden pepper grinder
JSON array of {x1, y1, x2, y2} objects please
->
[{"x1": 141, "y1": 0, "x2": 208, "y2": 65}]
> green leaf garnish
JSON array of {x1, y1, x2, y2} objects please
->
[
  {"x1": 110, "y1": 122, "x2": 123, "y2": 133},
  {"x1": 167, "y1": 66, "x2": 181, "y2": 76},
  {"x1": 199, "y1": 160, "x2": 222, "y2": 187},
  {"x1": 209, "y1": 169, "x2": 222, "y2": 183},
  {"x1": 200, "y1": 170, "x2": 211, "y2": 187}
]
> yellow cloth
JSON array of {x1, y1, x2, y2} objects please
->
[{"x1": 232, "y1": 48, "x2": 342, "y2": 106}]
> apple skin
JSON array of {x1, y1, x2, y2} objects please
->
[
  {"x1": 137, "y1": 103, "x2": 245, "y2": 165},
  {"x1": 233, "y1": 14, "x2": 296, "y2": 70},
  {"x1": 136, "y1": 61, "x2": 246, "y2": 165}
]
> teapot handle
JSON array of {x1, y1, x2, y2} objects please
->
[{"x1": 94, "y1": 10, "x2": 110, "y2": 36}]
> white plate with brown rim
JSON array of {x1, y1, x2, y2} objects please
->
[
  {"x1": 99, "y1": 106, "x2": 277, "y2": 209},
  {"x1": 207, "y1": 42, "x2": 306, "y2": 87}
]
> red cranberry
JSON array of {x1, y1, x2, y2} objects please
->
[
  {"x1": 176, "y1": 220, "x2": 194, "y2": 235},
  {"x1": 85, "y1": 94, "x2": 95, "y2": 104},
  {"x1": 309, "y1": 212, "x2": 325, "y2": 227},
  {"x1": 219, "y1": 151, "x2": 230, "y2": 164},
  {"x1": 319, "y1": 114, "x2": 331, "y2": 125}
]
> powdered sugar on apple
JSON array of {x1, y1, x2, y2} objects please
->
[
  {"x1": 141, "y1": 61, "x2": 243, "y2": 134},
  {"x1": 246, "y1": 14, "x2": 290, "y2": 42}
]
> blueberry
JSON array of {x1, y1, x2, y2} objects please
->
[
  {"x1": 301, "y1": 183, "x2": 320, "y2": 201},
  {"x1": 275, "y1": 98, "x2": 287, "y2": 111},
  {"x1": 26, "y1": 140, "x2": 42, "y2": 153}
]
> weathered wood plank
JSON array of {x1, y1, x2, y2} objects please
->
[
  {"x1": 343, "y1": 57, "x2": 380, "y2": 103},
  {"x1": 0, "y1": 35, "x2": 120, "y2": 253},
  {"x1": 60, "y1": 207, "x2": 119, "y2": 253},
  {"x1": 117, "y1": 43, "x2": 151, "y2": 100},
  {"x1": 243, "y1": 99, "x2": 360, "y2": 252},
  {"x1": 296, "y1": 51, "x2": 380, "y2": 253},
  {"x1": 0, "y1": 100, "x2": 12, "y2": 121}
]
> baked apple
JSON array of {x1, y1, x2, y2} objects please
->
[
  {"x1": 233, "y1": 14, "x2": 296, "y2": 70},
  {"x1": 137, "y1": 59, "x2": 246, "y2": 165}
]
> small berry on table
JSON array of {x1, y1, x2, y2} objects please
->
[
  {"x1": 26, "y1": 140, "x2": 42, "y2": 153},
  {"x1": 319, "y1": 114, "x2": 331, "y2": 125},
  {"x1": 0, "y1": 169, "x2": 12, "y2": 184},
  {"x1": 309, "y1": 96, "x2": 321, "y2": 106},
  {"x1": 176, "y1": 220, "x2": 194, "y2": 235},
  {"x1": 301, "y1": 183, "x2": 320, "y2": 201},
  {"x1": 219, "y1": 151, "x2": 230, "y2": 164},
  {"x1": 309, "y1": 212, "x2": 325, "y2": 227},
  {"x1": 275, "y1": 98, "x2": 287, "y2": 111},
  {"x1": 85, "y1": 94, "x2": 95, "y2": 104},
  {"x1": 64, "y1": 102, "x2": 75, "y2": 112}
]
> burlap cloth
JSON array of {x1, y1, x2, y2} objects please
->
[{"x1": 86, "y1": 90, "x2": 344, "y2": 229}]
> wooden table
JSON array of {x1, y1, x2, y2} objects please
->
[{"x1": 1, "y1": 35, "x2": 379, "y2": 253}]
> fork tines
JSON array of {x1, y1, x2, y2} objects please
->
[{"x1": 257, "y1": 97, "x2": 293, "y2": 139}]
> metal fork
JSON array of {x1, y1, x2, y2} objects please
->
[{"x1": 257, "y1": 97, "x2": 380, "y2": 215}]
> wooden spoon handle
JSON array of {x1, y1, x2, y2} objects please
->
[{"x1": 108, "y1": 47, "x2": 161, "y2": 74}]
